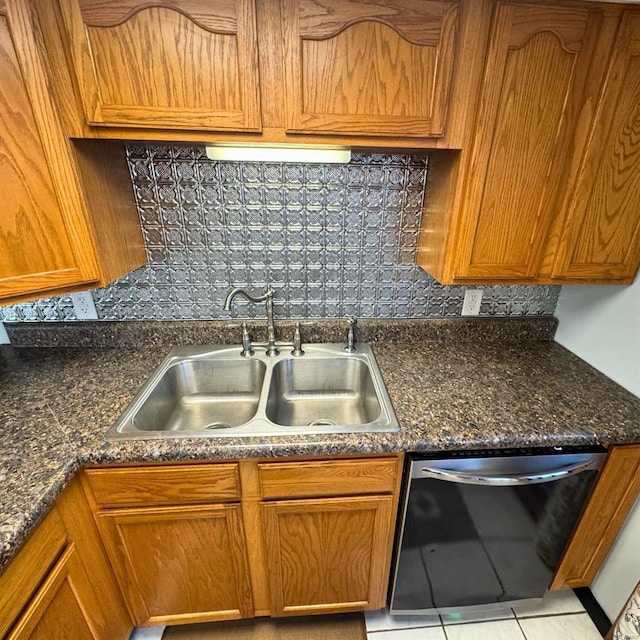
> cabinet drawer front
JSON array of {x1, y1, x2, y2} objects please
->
[
  {"x1": 258, "y1": 457, "x2": 400, "y2": 499},
  {"x1": 85, "y1": 463, "x2": 241, "y2": 507}
]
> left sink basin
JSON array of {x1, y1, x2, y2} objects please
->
[{"x1": 133, "y1": 358, "x2": 266, "y2": 432}]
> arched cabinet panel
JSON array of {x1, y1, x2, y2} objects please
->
[
  {"x1": 58, "y1": 0, "x2": 262, "y2": 131},
  {"x1": 553, "y1": 11, "x2": 640, "y2": 281},
  {"x1": 454, "y1": 2, "x2": 602, "y2": 280},
  {"x1": 281, "y1": 0, "x2": 458, "y2": 137}
]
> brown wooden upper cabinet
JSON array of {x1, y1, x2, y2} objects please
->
[
  {"x1": 419, "y1": 2, "x2": 640, "y2": 285},
  {"x1": 552, "y1": 11, "x2": 640, "y2": 282},
  {"x1": 0, "y1": 0, "x2": 144, "y2": 304},
  {"x1": 56, "y1": 0, "x2": 262, "y2": 131},
  {"x1": 35, "y1": 0, "x2": 468, "y2": 144},
  {"x1": 280, "y1": 0, "x2": 458, "y2": 138}
]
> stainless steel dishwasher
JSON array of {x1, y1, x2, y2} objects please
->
[{"x1": 390, "y1": 446, "x2": 606, "y2": 615}]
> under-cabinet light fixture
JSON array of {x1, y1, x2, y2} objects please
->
[{"x1": 205, "y1": 144, "x2": 351, "y2": 164}]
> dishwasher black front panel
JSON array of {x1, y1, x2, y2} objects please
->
[{"x1": 390, "y1": 448, "x2": 605, "y2": 614}]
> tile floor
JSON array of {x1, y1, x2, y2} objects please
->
[{"x1": 365, "y1": 590, "x2": 604, "y2": 640}]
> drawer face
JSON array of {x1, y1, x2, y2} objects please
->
[
  {"x1": 85, "y1": 464, "x2": 241, "y2": 507},
  {"x1": 258, "y1": 457, "x2": 400, "y2": 499}
]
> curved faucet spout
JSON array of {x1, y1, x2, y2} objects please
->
[
  {"x1": 223, "y1": 287, "x2": 273, "y2": 311},
  {"x1": 223, "y1": 287, "x2": 278, "y2": 356}
]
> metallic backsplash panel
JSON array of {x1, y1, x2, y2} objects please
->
[{"x1": 0, "y1": 146, "x2": 559, "y2": 322}]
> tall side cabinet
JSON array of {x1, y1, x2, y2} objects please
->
[
  {"x1": 552, "y1": 11, "x2": 640, "y2": 281},
  {"x1": 419, "y1": 1, "x2": 640, "y2": 285}
]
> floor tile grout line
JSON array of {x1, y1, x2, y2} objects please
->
[{"x1": 515, "y1": 614, "x2": 529, "y2": 639}]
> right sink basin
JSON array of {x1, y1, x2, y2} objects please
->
[
  {"x1": 265, "y1": 357, "x2": 382, "y2": 427},
  {"x1": 107, "y1": 343, "x2": 399, "y2": 440}
]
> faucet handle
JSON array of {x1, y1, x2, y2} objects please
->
[
  {"x1": 240, "y1": 322, "x2": 254, "y2": 357},
  {"x1": 291, "y1": 322, "x2": 305, "y2": 357},
  {"x1": 345, "y1": 317, "x2": 357, "y2": 353}
]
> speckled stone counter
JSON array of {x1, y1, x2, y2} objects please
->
[{"x1": 1, "y1": 318, "x2": 639, "y2": 571}]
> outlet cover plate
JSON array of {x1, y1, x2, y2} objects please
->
[
  {"x1": 462, "y1": 289, "x2": 483, "y2": 316},
  {"x1": 70, "y1": 292, "x2": 98, "y2": 320}
]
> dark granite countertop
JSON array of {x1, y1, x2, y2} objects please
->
[{"x1": 1, "y1": 318, "x2": 639, "y2": 571}]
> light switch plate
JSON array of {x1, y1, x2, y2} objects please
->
[
  {"x1": 0, "y1": 321, "x2": 9, "y2": 344},
  {"x1": 70, "y1": 291, "x2": 98, "y2": 320}
]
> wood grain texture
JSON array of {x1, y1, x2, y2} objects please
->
[
  {"x1": 84, "y1": 463, "x2": 241, "y2": 507},
  {"x1": 31, "y1": 0, "x2": 87, "y2": 138},
  {"x1": 59, "y1": 476, "x2": 132, "y2": 639},
  {"x1": 0, "y1": 510, "x2": 67, "y2": 639},
  {"x1": 7, "y1": 544, "x2": 102, "y2": 640},
  {"x1": 416, "y1": 149, "x2": 461, "y2": 281},
  {"x1": 469, "y1": 32, "x2": 575, "y2": 269},
  {"x1": 416, "y1": 0, "x2": 495, "y2": 282},
  {"x1": 302, "y1": 23, "x2": 436, "y2": 116},
  {"x1": 553, "y1": 10, "x2": 640, "y2": 281},
  {"x1": 97, "y1": 504, "x2": 253, "y2": 626},
  {"x1": 1, "y1": 1, "x2": 145, "y2": 302},
  {"x1": 453, "y1": 2, "x2": 599, "y2": 280},
  {"x1": 59, "y1": 0, "x2": 261, "y2": 130},
  {"x1": 262, "y1": 495, "x2": 393, "y2": 616},
  {"x1": 258, "y1": 457, "x2": 399, "y2": 499},
  {"x1": 507, "y1": 5, "x2": 594, "y2": 53},
  {"x1": 0, "y1": 15, "x2": 83, "y2": 291},
  {"x1": 551, "y1": 445, "x2": 640, "y2": 590},
  {"x1": 282, "y1": 0, "x2": 457, "y2": 137},
  {"x1": 78, "y1": 0, "x2": 237, "y2": 31},
  {"x1": 71, "y1": 141, "x2": 146, "y2": 284},
  {"x1": 238, "y1": 460, "x2": 272, "y2": 616},
  {"x1": 1, "y1": 0, "x2": 130, "y2": 301},
  {"x1": 296, "y1": 0, "x2": 450, "y2": 45}
]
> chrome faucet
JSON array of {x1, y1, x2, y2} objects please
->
[{"x1": 224, "y1": 287, "x2": 279, "y2": 356}]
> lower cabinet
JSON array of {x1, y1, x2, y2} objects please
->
[
  {"x1": 82, "y1": 455, "x2": 404, "y2": 627},
  {"x1": 552, "y1": 444, "x2": 640, "y2": 589},
  {"x1": 97, "y1": 504, "x2": 253, "y2": 626},
  {"x1": 7, "y1": 544, "x2": 103, "y2": 640},
  {"x1": 262, "y1": 496, "x2": 394, "y2": 616},
  {"x1": 0, "y1": 477, "x2": 132, "y2": 640}
]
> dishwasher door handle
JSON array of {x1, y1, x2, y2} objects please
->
[{"x1": 419, "y1": 460, "x2": 597, "y2": 485}]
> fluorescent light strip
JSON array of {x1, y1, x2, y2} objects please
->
[{"x1": 205, "y1": 145, "x2": 351, "y2": 164}]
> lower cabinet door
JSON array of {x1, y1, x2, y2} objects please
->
[
  {"x1": 8, "y1": 544, "x2": 103, "y2": 640},
  {"x1": 97, "y1": 503, "x2": 253, "y2": 626},
  {"x1": 261, "y1": 495, "x2": 394, "y2": 616}
]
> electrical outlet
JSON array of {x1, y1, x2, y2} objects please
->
[
  {"x1": 0, "y1": 322, "x2": 10, "y2": 344},
  {"x1": 70, "y1": 291, "x2": 98, "y2": 320},
  {"x1": 462, "y1": 289, "x2": 483, "y2": 316}
]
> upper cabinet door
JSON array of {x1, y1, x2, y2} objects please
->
[
  {"x1": 553, "y1": 12, "x2": 640, "y2": 282},
  {"x1": 0, "y1": 4, "x2": 99, "y2": 300},
  {"x1": 281, "y1": 0, "x2": 458, "y2": 137},
  {"x1": 454, "y1": 3, "x2": 602, "y2": 280},
  {"x1": 58, "y1": 0, "x2": 262, "y2": 131}
]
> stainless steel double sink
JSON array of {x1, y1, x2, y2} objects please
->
[{"x1": 107, "y1": 343, "x2": 400, "y2": 439}]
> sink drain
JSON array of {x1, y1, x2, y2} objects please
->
[
  {"x1": 204, "y1": 422, "x2": 233, "y2": 430},
  {"x1": 307, "y1": 419, "x2": 336, "y2": 427}
]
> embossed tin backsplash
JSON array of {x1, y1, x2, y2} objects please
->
[{"x1": 0, "y1": 146, "x2": 559, "y2": 322}]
